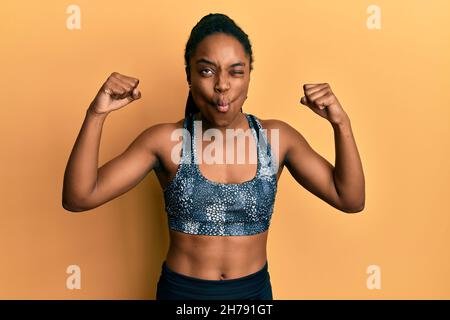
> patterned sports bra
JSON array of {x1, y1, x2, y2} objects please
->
[{"x1": 163, "y1": 112, "x2": 278, "y2": 236}]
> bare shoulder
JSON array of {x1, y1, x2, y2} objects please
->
[
  {"x1": 137, "y1": 118, "x2": 185, "y2": 164},
  {"x1": 257, "y1": 116, "x2": 307, "y2": 144},
  {"x1": 256, "y1": 116, "x2": 310, "y2": 166},
  {"x1": 142, "y1": 118, "x2": 184, "y2": 137},
  {"x1": 258, "y1": 117, "x2": 289, "y2": 131}
]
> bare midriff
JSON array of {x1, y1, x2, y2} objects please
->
[
  {"x1": 159, "y1": 116, "x2": 281, "y2": 281},
  {"x1": 165, "y1": 229, "x2": 269, "y2": 280}
]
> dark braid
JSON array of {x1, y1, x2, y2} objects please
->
[{"x1": 184, "y1": 13, "x2": 254, "y2": 118}]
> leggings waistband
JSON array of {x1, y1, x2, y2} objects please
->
[
  {"x1": 157, "y1": 260, "x2": 271, "y2": 299},
  {"x1": 161, "y1": 260, "x2": 269, "y2": 284}
]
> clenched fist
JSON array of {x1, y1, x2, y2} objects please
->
[
  {"x1": 88, "y1": 72, "x2": 141, "y2": 115},
  {"x1": 300, "y1": 83, "x2": 348, "y2": 125}
]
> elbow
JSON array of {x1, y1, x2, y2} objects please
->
[
  {"x1": 62, "y1": 183, "x2": 99, "y2": 212},
  {"x1": 343, "y1": 204, "x2": 365, "y2": 213},
  {"x1": 333, "y1": 180, "x2": 366, "y2": 214},
  {"x1": 340, "y1": 199, "x2": 365, "y2": 214},
  {"x1": 337, "y1": 188, "x2": 365, "y2": 213},
  {"x1": 62, "y1": 194, "x2": 90, "y2": 213},
  {"x1": 62, "y1": 201, "x2": 85, "y2": 212}
]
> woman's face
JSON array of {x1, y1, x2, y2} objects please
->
[{"x1": 188, "y1": 33, "x2": 251, "y2": 127}]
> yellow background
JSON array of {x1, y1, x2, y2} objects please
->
[{"x1": 1, "y1": 0, "x2": 449, "y2": 299}]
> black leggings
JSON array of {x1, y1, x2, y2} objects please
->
[{"x1": 156, "y1": 260, "x2": 273, "y2": 300}]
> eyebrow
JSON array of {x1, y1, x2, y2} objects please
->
[{"x1": 196, "y1": 58, "x2": 245, "y2": 68}]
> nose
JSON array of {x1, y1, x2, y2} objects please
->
[{"x1": 214, "y1": 71, "x2": 230, "y2": 93}]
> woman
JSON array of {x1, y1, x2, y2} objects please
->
[{"x1": 62, "y1": 13, "x2": 365, "y2": 300}]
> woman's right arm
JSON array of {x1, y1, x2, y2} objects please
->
[{"x1": 62, "y1": 72, "x2": 160, "y2": 212}]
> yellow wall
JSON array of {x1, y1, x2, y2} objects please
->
[{"x1": 1, "y1": 0, "x2": 449, "y2": 299}]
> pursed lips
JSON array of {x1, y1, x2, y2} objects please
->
[
  {"x1": 213, "y1": 97, "x2": 230, "y2": 112},
  {"x1": 215, "y1": 98, "x2": 229, "y2": 106}
]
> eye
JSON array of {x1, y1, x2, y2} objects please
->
[
  {"x1": 200, "y1": 69, "x2": 213, "y2": 75},
  {"x1": 200, "y1": 69, "x2": 244, "y2": 76}
]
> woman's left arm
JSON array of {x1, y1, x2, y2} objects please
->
[{"x1": 281, "y1": 83, "x2": 365, "y2": 213}]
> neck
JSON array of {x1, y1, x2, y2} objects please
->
[{"x1": 194, "y1": 112, "x2": 247, "y2": 136}]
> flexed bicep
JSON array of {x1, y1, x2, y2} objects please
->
[
  {"x1": 75, "y1": 125, "x2": 163, "y2": 211},
  {"x1": 283, "y1": 122, "x2": 343, "y2": 210}
]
